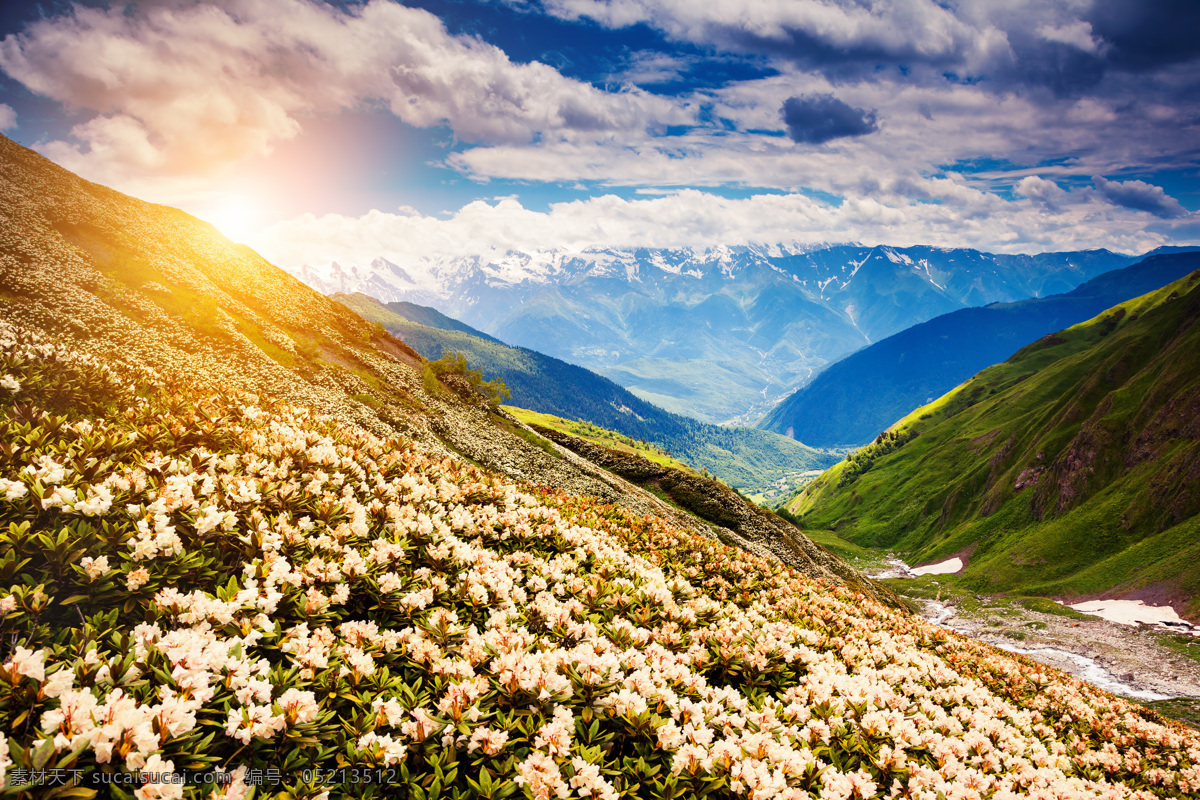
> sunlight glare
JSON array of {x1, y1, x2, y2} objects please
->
[{"x1": 205, "y1": 194, "x2": 261, "y2": 243}]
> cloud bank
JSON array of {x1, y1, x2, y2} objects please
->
[
  {"x1": 252, "y1": 186, "x2": 1191, "y2": 274},
  {"x1": 0, "y1": 0, "x2": 684, "y2": 186},
  {"x1": 0, "y1": 0, "x2": 1195, "y2": 260}
]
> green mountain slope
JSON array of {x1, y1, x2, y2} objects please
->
[
  {"x1": 792, "y1": 268, "x2": 1200, "y2": 617},
  {"x1": 761, "y1": 251, "x2": 1200, "y2": 447},
  {"x1": 335, "y1": 292, "x2": 839, "y2": 492}
]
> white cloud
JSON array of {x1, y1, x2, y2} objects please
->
[
  {"x1": 1036, "y1": 20, "x2": 1104, "y2": 54},
  {"x1": 541, "y1": 0, "x2": 984, "y2": 65},
  {"x1": 1092, "y1": 175, "x2": 1188, "y2": 218},
  {"x1": 0, "y1": 103, "x2": 14, "y2": 131},
  {"x1": 0, "y1": 0, "x2": 685, "y2": 189},
  {"x1": 251, "y1": 186, "x2": 1182, "y2": 277}
]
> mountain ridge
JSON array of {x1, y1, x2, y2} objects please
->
[
  {"x1": 285, "y1": 244, "x2": 1141, "y2": 423},
  {"x1": 791, "y1": 266, "x2": 1200, "y2": 618},
  {"x1": 762, "y1": 250, "x2": 1200, "y2": 447}
]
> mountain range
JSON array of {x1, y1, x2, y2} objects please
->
[
  {"x1": 792, "y1": 266, "x2": 1200, "y2": 617},
  {"x1": 334, "y1": 291, "x2": 837, "y2": 492},
  {"x1": 763, "y1": 250, "x2": 1200, "y2": 447},
  {"x1": 285, "y1": 245, "x2": 1147, "y2": 424}
]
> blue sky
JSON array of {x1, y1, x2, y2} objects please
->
[{"x1": 1, "y1": 1, "x2": 1198, "y2": 265}]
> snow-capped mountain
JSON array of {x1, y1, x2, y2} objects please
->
[{"x1": 285, "y1": 244, "x2": 1140, "y2": 424}]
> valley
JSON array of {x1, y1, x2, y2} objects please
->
[
  {"x1": 335, "y1": 291, "x2": 840, "y2": 495},
  {"x1": 808, "y1": 531, "x2": 1200, "y2": 724},
  {"x1": 289, "y1": 245, "x2": 1146, "y2": 425}
]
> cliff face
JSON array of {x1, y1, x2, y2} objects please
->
[{"x1": 0, "y1": 133, "x2": 893, "y2": 605}]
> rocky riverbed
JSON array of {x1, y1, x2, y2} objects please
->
[{"x1": 864, "y1": 558, "x2": 1200, "y2": 705}]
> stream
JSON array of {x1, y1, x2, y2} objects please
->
[
  {"x1": 919, "y1": 599, "x2": 1173, "y2": 701},
  {"x1": 870, "y1": 559, "x2": 1197, "y2": 702}
]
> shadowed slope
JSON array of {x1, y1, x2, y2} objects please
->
[{"x1": 762, "y1": 251, "x2": 1200, "y2": 447}]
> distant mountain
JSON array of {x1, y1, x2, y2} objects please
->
[
  {"x1": 336, "y1": 292, "x2": 839, "y2": 491},
  {"x1": 792, "y1": 266, "x2": 1200, "y2": 617},
  {"x1": 381, "y1": 299, "x2": 500, "y2": 342},
  {"x1": 285, "y1": 245, "x2": 1140, "y2": 423},
  {"x1": 762, "y1": 251, "x2": 1200, "y2": 447}
]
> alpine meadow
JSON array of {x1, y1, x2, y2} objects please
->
[{"x1": 2, "y1": 1, "x2": 1200, "y2": 799}]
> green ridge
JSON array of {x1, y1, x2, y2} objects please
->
[{"x1": 792, "y1": 268, "x2": 1200, "y2": 617}]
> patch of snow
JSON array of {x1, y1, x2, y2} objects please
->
[
  {"x1": 1069, "y1": 599, "x2": 1194, "y2": 629},
  {"x1": 911, "y1": 557, "x2": 963, "y2": 576}
]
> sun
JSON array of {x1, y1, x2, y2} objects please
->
[{"x1": 204, "y1": 194, "x2": 261, "y2": 243}]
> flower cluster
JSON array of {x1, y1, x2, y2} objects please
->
[{"x1": 0, "y1": 317, "x2": 1198, "y2": 800}]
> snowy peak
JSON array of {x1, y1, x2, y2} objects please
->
[{"x1": 281, "y1": 243, "x2": 1143, "y2": 425}]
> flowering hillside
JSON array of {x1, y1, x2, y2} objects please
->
[
  {"x1": 2, "y1": 319, "x2": 1199, "y2": 800},
  {"x1": 0, "y1": 133, "x2": 889, "y2": 607}
]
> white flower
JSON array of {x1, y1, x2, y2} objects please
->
[
  {"x1": 0, "y1": 479, "x2": 27, "y2": 502},
  {"x1": 0, "y1": 733, "x2": 10, "y2": 789},
  {"x1": 126, "y1": 567, "x2": 151, "y2": 591},
  {"x1": 0, "y1": 374, "x2": 18, "y2": 394},
  {"x1": 80, "y1": 555, "x2": 110, "y2": 580},
  {"x1": 6, "y1": 647, "x2": 45, "y2": 683}
]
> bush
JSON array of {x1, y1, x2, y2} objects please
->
[{"x1": 425, "y1": 351, "x2": 510, "y2": 409}]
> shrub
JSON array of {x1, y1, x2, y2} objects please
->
[{"x1": 426, "y1": 351, "x2": 510, "y2": 409}]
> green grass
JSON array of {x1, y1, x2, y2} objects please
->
[
  {"x1": 1014, "y1": 596, "x2": 1092, "y2": 619},
  {"x1": 792, "y1": 269, "x2": 1200, "y2": 611},
  {"x1": 1152, "y1": 632, "x2": 1200, "y2": 667},
  {"x1": 349, "y1": 393, "x2": 382, "y2": 410},
  {"x1": 1142, "y1": 699, "x2": 1200, "y2": 730},
  {"x1": 505, "y1": 406, "x2": 698, "y2": 474},
  {"x1": 801, "y1": 528, "x2": 881, "y2": 562},
  {"x1": 492, "y1": 414, "x2": 563, "y2": 460}
]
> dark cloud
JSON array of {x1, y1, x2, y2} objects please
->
[
  {"x1": 1093, "y1": 176, "x2": 1187, "y2": 218},
  {"x1": 781, "y1": 93, "x2": 877, "y2": 144},
  {"x1": 1001, "y1": 35, "x2": 1106, "y2": 97},
  {"x1": 1088, "y1": 0, "x2": 1200, "y2": 71}
]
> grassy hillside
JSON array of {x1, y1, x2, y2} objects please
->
[
  {"x1": 2, "y1": 319, "x2": 1198, "y2": 799},
  {"x1": 792, "y1": 267, "x2": 1200, "y2": 617},
  {"x1": 761, "y1": 251, "x2": 1200, "y2": 447},
  {"x1": 336, "y1": 292, "x2": 839, "y2": 493},
  {"x1": 504, "y1": 406, "x2": 698, "y2": 475}
]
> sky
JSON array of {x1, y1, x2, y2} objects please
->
[{"x1": 1, "y1": 0, "x2": 1198, "y2": 268}]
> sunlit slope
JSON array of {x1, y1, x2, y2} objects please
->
[
  {"x1": 2, "y1": 319, "x2": 1199, "y2": 798},
  {"x1": 0, "y1": 132, "x2": 697, "y2": 518},
  {"x1": 0, "y1": 133, "x2": 894, "y2": 602},
  {"x1": 336, "y1": 291, "x2": 839, "y2": 492},
  {"x1": 504, "y1": 406, "x2": 698, "y2": 475},
  {"x1": 793, "y1": 268, "x2": 1200, "y2": 616}
]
